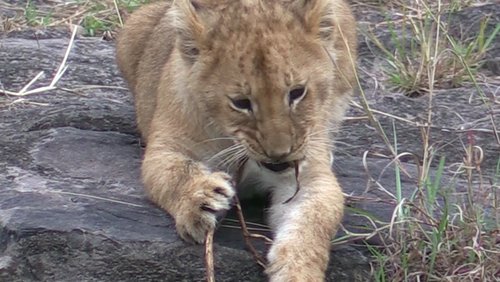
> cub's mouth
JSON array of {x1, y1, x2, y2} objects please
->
[{"x1": 259, "y1": 161, "x2": 293, "y2": 172}]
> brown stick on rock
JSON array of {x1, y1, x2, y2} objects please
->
[
  {"x1": 234, "y1": 196, "x2": 268, "y2": 269},
  {"x1": 204, "y1": 229, "x2": 216, "y2": 282}
]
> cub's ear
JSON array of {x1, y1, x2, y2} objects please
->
[
  {"x1": 169, "y1": 0, "x2": 205, "y2": 63},
  {"x1": 289, "y1": 0, "x2": 335, "y2": 42}
]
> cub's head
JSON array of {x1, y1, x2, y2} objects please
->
[{"x1": 169, "y1": 0, "x2": 356, "y2": 165}]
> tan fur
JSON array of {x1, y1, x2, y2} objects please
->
[{"x1": 116, "y1": 0, "x2": 357, "y2": 280}]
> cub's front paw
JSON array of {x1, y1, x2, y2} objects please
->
[
  {"x1": 175, "y1": 172, "x2": 235, "y2": 244},
  {"x1": 266, "y1": 241, "x2": 327, "y2": 282}
]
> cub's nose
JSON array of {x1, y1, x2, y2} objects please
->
[
  {"x1": 259, "y1": 129, "x2": 293, "y2": 162},
  {"x1": 264, "y1": 146, "x2": 291, "y2": 162}
]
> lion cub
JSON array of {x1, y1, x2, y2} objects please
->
[{"x1": 116, "y1": 0, "x2": 357, "y2": 280}]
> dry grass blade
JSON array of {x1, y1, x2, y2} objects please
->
[
  {"x1": 48, "y1": 191, "x2": 144, "y2": 207},
  {"x1": 205, "y1": 229, "x2": 215, "y2": 282},
  {"x1": 0, "y1": 25, "x2": 78, "y2": 97},
  {"x1": 234, "y1": 196, "x2": 268, "y2": 269},
  {"x1": 231, "y1": 157, "x2": 271, "y2": 268},
  {"x1": 202, "y1": 155, "x2": 271, "y2": 278}
]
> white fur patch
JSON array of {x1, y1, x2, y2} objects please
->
[
  {"x1": 237, "y1": 159, "x2": 297, "y2": 202},
  {"x1": 236, "y1": 159, "x2": 311, "y2": 238},
  {"x1": 266, "y1": 201, "x2": 303, "y2": 262}
]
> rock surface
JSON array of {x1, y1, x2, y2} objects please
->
[
  {"x1": 352, "y1": 3, "x2": 500, "y2": 172},
  {"x1": 1, "y1": 3, "x2": 498, "y2": 282},
  {"x1": 0, "y1": 30, "x2": 374, "y2": 281}
]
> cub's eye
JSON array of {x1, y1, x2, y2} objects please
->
[
  {"x1": 230, "y1": 97, "x2": 253, "y2": 112},
  {"x1": 288, "y1": 86, "x2": 307, "y2": 105}
]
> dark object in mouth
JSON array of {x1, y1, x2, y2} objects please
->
[{"x1": 260, "y1": 161, "x2": 292, "y2": 172}]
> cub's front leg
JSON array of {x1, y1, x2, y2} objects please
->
[
  {"x1": 142, "y1": 140, "x2": 235, "y2": 244},
  {"x1": 266, "y1": 160, "x2": 344, "y2": 282}
]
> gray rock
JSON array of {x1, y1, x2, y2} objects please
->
[{"x1": 0, "y1": 30, "x2": 372, "y2": 281}]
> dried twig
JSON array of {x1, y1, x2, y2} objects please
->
[
  {"x1": 0, "y1": 25, "x2": 77, "y2": 97},
  {"x1": 205, "y1": 229, "x2": 216, "y2": 282},
  {"x1": 283, "y1": 160, "x2": 301, "y2": 204},
  {"x1": 234, "y1": 196, "x2": 269, "y2": 269},
  {"x1": 203, "y1": 195, "x2": 272, "y2": 281},
  {"x1": 203, "y1": 156, "x2": 271, "y2": 276}
]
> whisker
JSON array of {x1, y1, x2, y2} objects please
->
[
  {"x1": 207, "y1": 143, "x2": 244, "y2": 163},
  {"x1": 213, "y1": 143, "x2": 245, "y2": 165},
  {"x1": 307, "y1": 128, "x2": 339, "y2": 138},
  {"x1": 224, "y1": 151, "x2": 248, "y2": 171},
  {"x1": 218, "y1": 147, "x2": 247, "y2": 169},
  {"x1": 194, "y1": 137, "x2": 236, "y2": 146}
]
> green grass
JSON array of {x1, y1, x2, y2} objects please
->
[
  {"x1": 347, "y1": 0, "x2": 499, "y2": 280},
  {"x1": 4, "y1": 0, "x2": 153, "y2": 36},
  {"x1": 366, "y1": 154, "x2": 498, "y2": 281},
  {"x1": 24, "y1": 0, "x2": 53, "y2": 27},
  {"x1": 78, "y1": 0, "x2": 153, "y2": 36},
  {"x1": 366, "y1": 0, "x2": 499, "y2": 96}
]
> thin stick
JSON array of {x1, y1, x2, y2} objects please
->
[
  {"x1": 233, "y1": 157, "x2": 271, "y2": 267},
  {"x1": 48, "y1": 191, "x2": 144, "y2": 207},
  {"x1": 50, "y1": 26, "x2": 78, "y2": 87},
  {"x1": 234, "y1": 196, "x2": 267, "y2": 269},
  {"x1": 205, "y1": 229, "x2": 216, "y2": 282},
  {"x1": 112, "y1": 0, "x2": 124, "y2": 27},
  {"x1": 19, "y1": 71, "x2": 45, "y2": 94},
  {"x1": 283, "y1": 160, "x2": 300, "y2": 204}
]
